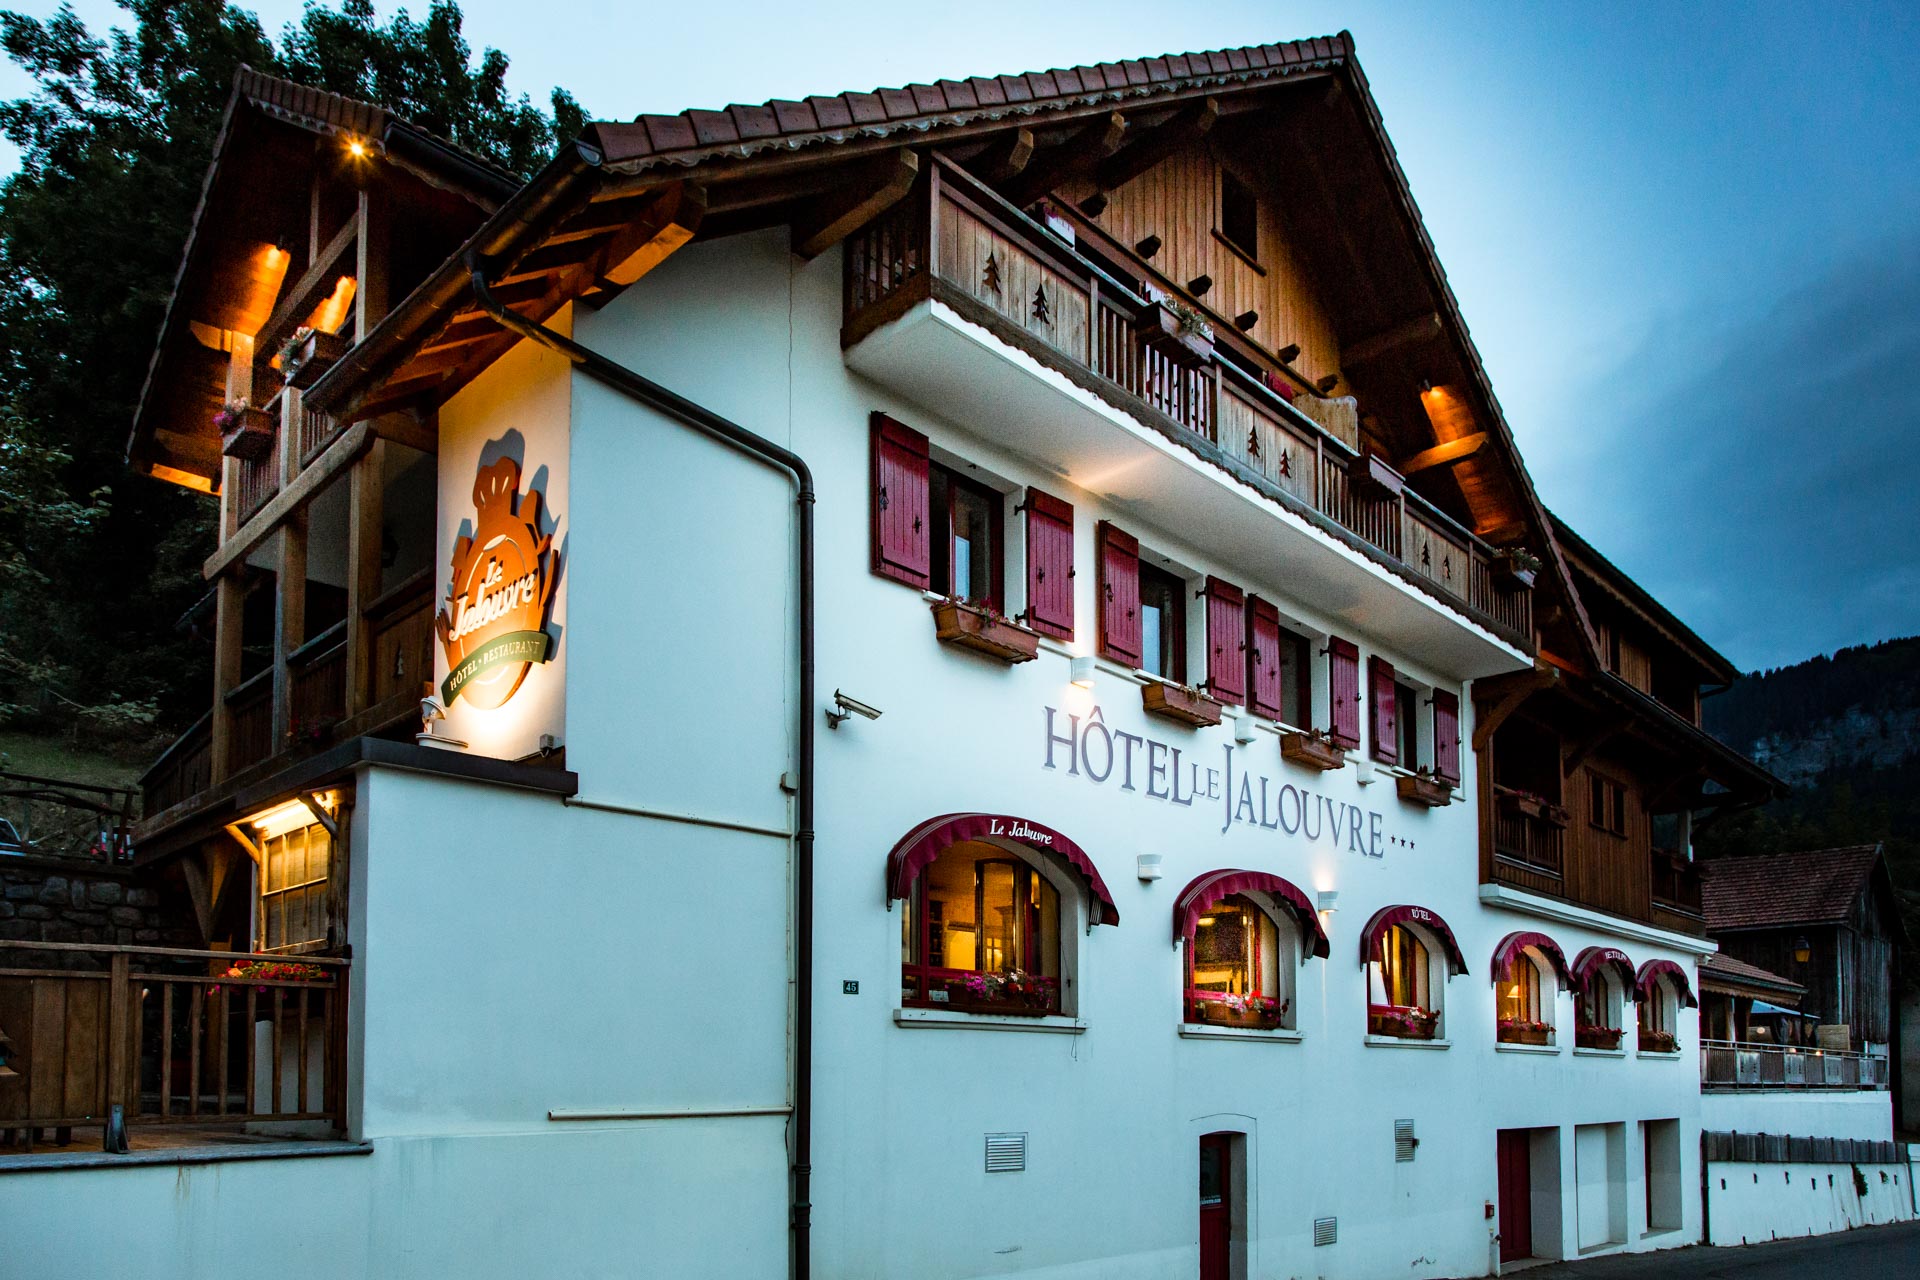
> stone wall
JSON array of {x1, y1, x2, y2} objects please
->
[{"x1": 0, "y1": 856, "x2": 199, "y2": 956}]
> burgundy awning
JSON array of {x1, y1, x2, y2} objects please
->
[
  {"x1": 883, "y1": 812, "x2": 1119, "y2": 926},
  {"x1": 1635, "y1": 958, "x2": 1699, "y2": 1008},
  {"x1": 1170, "y1": 869, "x2": 1329, "y2": 959},
  {"x1": 1357, "y1": 904, "x2": 1468, "y2": 976},
  {"x1": 1571, "y1": 946, "x2": 1636, "y2": 997},
  {"x1": 1490, "y1": 931, "x2": 1572, "y2": 986}
]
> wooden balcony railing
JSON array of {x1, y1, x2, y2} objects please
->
[
  {"x1": 289, "y1": 622, "x2": 347, "y2": 740},
  {"x1": 234, "y1": 434, "x2": 281, "y2": 524},
  {"x1": 139, "y1": 715, "x2": 211, "y2": 818},
  {"x1": 0, "y1": 942, "x2": 348, "y2": 1151},
  {"x1": 224, "y1": 669, "x2": 274, "y2": 773},
  {"x1": 845, "y1": 157, "x2": 1533, "y2": 645},
  {"x1": 1650, "y1": 847, "x2": 1702, "y2": 916},
  {"x1": 1700, "y1": 1039, "x2": 1888, "y2": 1091},
  {"x1": 367, "y1": 569, "x2": 434, "y2": 708},
  {"x1": 295, "y1": 402, "x2": 344, "y2": 468},
  {"x1": 1492, "y1": 795, "x2": 1565, "y2": 877}
]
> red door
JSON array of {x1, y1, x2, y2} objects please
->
[
  {"x1": 1497, "y1": 1129, "x2": 1533, "y2": 1263},
  {"x1": 1199, "y1": 1134, "x2": 1231, "y2": 1280}
]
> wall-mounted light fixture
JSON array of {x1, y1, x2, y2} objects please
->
[
  {"x1": 1792, "y1": 935, "x2": 1812, "y2": 964},
  {"x1": 1232, "y1": 711, "x2": 1258, "y2": 745},
  {"x1": 416, "y1": 695, "x2": 468, "y2": 752},
  {"x1": 1316, "y1": 889, "x2": 1340, "y2": 914},
  {"x1": 1070, "y1": 656, "x2": 1096, "y2": 689},
  {"x1": 1137, "y1": 853, "x2": 1163, "y2": 882}
]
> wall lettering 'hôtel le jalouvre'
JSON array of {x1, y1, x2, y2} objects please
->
[{"x1": 16, "y1": 30, "x2": 1872, "y2": 1280}]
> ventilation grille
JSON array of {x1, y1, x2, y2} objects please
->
[
  {"x1": 1314, "y1": 1216, "x2": 1338, "y2": 1247},
  {"x1": 1394, "y1": 1119, "x2": 1417, "y2": 1162},
  {"x1": 985, "y1": 1132, "x2": 1027, "y2": 1173}
]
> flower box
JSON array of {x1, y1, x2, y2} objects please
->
[
  {"x1": 1638, "y1": 1030, "x2": 1678, "y2": 1054},
  {"x1": 1280, "y1": 730, "x2": 1346, "y2": 772},
  {"x1": 1369, "y1": 1005, "x2": 1438, "y2": 1040},
  {"x1": 1139, "y1": 301, "x2": 1215, "y2": 369},
  {"x1": 1396, "y1": 772, "x2": 1454, "y2": 808},
  {"x1": 931, "y1": 598, "x2": 1039, "y2": 664},
  {"x1": 1499, "y1": 1024, "x2": 1552, "y2": 1046},
  {"x1": 1348, "y1": 450, "x2": 1405, "y2": 500},
  {"x1": 1575, "y1": 1025, "x2": 1623, "y2": 1051},
  {"x1": 1141, "y1": 680, "x2": 1223, "y2": 728},
  {"x1": 1490, "y1": 548, "x2": 1541, "y2": 591},
  {"x1": 1191, "y1": 994, "x2": 1287, "y2": 1031},
  {"x1": 216, "y1": 403, "x2": 274, "y2": 460},
  {"x1": 280, "y1": 327, "x2": 350, "y2": 390}
]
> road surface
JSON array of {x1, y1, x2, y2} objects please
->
[{"x1": 1505, "y1": 1220, "x2": 1920, "y2": 1277}]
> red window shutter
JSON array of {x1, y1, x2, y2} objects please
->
[
  {"x1": 870, "y1": 413, "x2": 930, "y2": 589},
  {"x1": 1023, "y1": 488, "x2": 1075, "y2": 640},
  {"x1": 1097, "y1": 522, "x2": 1141, "y2": 667},
  {"x1": 1203, "y1": 577, "x2": 1246, "y2": 705},
  {"x1": 1245, "y1": 596, "x2": 1284, "y2": 720},
  {"x1": 1369, "y1": 655, "x2": 1398, "y2": 765},
  {"x1": 1432, "y1": 689, "x2": 1461, "y2": 784},
  {"x1": 1328, "y1": 637, "x2": 1361, "y2": 748}
]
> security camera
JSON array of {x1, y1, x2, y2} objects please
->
[{"x1": 827, "y1": 689, "x2": 883, "y2": 730}]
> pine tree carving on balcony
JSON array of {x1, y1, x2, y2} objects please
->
[
  {"x1": 1277, "y1": 448, "x2": 1291, "y2": 478},
  {"x1": 983, "y1": 251, "x2": 1002, "y2": 295},
  {"x1": 1247, "y1": 426, "x2": 1260, "y2": 459},
  {"x1": 1031, "y1": 283, "x2": 1051, "y2": 325}
]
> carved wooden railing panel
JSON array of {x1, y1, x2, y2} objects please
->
[
  {"x1": 234, "y1": 435, "x2": 280, "y2": 524},
  {"x1": 1403, "y1": 506, "x2": 1472, "y2": 605},
  {"x1": 942, "y1": 202, "x2": 1089, "y2": 362},
  {"x1": 1217, "y1": 382, "x2": 1315, "y2": 502}
]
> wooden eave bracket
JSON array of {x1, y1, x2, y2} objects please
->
[
  {"x1": 1470, "y1": 664, "x2": 1558, "y2": 751},
  {"x1": 1398, "y1": 432, "x2": 1487, "y2": 476},
  {"x1": 223, "y1": 821, "x2": 263, "y2": 864},
  {"x1": 1343, "y1": 311, "x2": 1442, "y2": 367},
  {"x1": 1001, "y1": 112, "x2": 1127, "y2": 207},
  {"x1": 1094, "y1": 97, "x2": 1219, "y2": 192},
  {"x1": 966, "y1": 127, "x2": 1035, "y2": 185},
  {"x1": 790, "y1": 149, "x2": 918, "y2": 260},
  {"x1": 298, "y1": 790, "x2": 340, "y2": 840},
  {"x1": 257, "y1": 210, "x2": 362, "y2": 358}
]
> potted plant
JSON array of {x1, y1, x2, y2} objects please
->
[
  {"x1": 214, "y1": 400, "x2": 274, "y2": 460},
  {"x1": 1193, "y1": 992, "x2": 1287, "y2": 1030},
  {"x1": 951, "y1": 969, "x2": 1056, "y2": 1016},
  {"x1": 1139, "y1": 296, "x2": 1216, "y2": 368},
  {"x1": 279, "y1": 326, "x2": 349, "y2": 390},
  {"x1": 1498, "y1": 1017, "x2": 1554, "y2": 1046},
  {"x1": 1498, "y1": 789, "x2": 1549, "y2": 820},
  {"x1": 1281, "y1": 727, "x2": 1347, "y2": 772},
  {"x1": 1491, "y1": 547, "x2": 1542, "y2": 591},
  {"x1": 1141, "y1": 680, "x2": 1224, "y2": 728},
  {"x1": 930, "y1": 597, "x2": 1040, "y2": 664},
  {"x1": 1368, "y1": 1004, "x2": 1438, "y2": 1040},
  {"x1": 1396, "y1": 766, "x2": 1453, "y2": 808},
  {"x1": 1575, "y1": 1024, "x2": 1623, "y2": 1051},
  {"x1": 1638, "y1": 1029, "x2": 1678, "y2": 1054},
  {"x1": 286, "y1": 716, "x2": 337, "y2": 749}
]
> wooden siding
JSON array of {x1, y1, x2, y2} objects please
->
[
  {"x1": 939, "y1": 202, "x2": 1089, "y2": 361},
  {"x1": 1058, "y1": 142, "x2": 1340, "y2": 386}
]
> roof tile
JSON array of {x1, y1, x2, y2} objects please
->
[
  {"x1": 878, "y1": 87, "x2": 918, "y2": 119},
  {"x1": 999, "y1": 75, "x2": 1033, "y2": 104},
  {"x1": 938, "y1": 78, "x2": 979, "y2": 110},
  {"x1": 1145, "y1": 57, "x2": 1172, "y2": 84},
  {"x1": 807, "y1": 95, "x2": 853, "y2": 129},
  {"x1": 910, "y1": 83, "x2": 947, "y2": 114},
  {"x1": 729, "y1": 104, "x2": 779, "y2": 140},
  {"x1": 771, "y1": 99, "x2": 818, "y2": 133},
  {"x1": 686, "y1": 109, "x2": 739, "y2": 146},
  {"x1": 641, "y1": 113, "x2": 696, "y2": 152},
  {"x1": 844, "y1": 92, "x2": 887, "y2": 125},
  {"x1": 1702, "y1": 846, "x2": 1884, "y2": 931},
  {"x1": 970, "y1": 76, "x2": 1006, "y2": 107}
]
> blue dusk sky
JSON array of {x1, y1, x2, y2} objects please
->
[{"x1": 5, "y1": 1, "x2": 1916, "y2": 672}]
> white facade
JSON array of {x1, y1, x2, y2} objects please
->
[{"x1": 7, "y1": 230, "x2": 1720, "y2": 1278}]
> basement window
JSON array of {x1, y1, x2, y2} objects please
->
[{"x1": 1220, "y1": 171, "x2": 1258, "y2": 262}]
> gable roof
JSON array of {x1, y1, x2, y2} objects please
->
[
  {"x1": 1551, "y1": 513, "x2": 1739, "y2": 686},
  {"x1": 1702, "y1": 845, "x2": 1887, "y2": 931},
  {"x1": 1699, "y1": 950, "x2": 1805, "y2": 1000}
]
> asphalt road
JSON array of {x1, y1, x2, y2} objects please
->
[{"x1": 1504, "y1": 1220, "x2": 1920, "y2": 1278}]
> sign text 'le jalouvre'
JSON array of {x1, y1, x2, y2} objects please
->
[{"x1": 435, "y1": 456, "x2": 559, "y2": 709}]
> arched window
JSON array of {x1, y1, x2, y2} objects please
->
[
  {"x1": 1361, "y1": 905, "x2": 1467, "y2": 1041},
  {"x1": 1185, "y1": 893, "x2": 1295, "y2": 1030},
  {"x1": 901, "y1": 840, "x2": 1062, "y2": 1015},
  {"x1": 1572, "y1": 947, "x2": 1634, "y2": 1051},
  {"x1": 1634, "y1": 960, "x2": 1694, "y2": 1053},
  {"x1": 1491, "y1": 931, "x2": 1569, "y2": 1046}
]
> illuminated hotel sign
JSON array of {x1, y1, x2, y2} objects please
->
[
  {"x1": 1043, "y1": 704, "x2": 1399, "y2": 859},
  {"x1": 436, "y1": 457, "x2": 558, "y2": 708}
]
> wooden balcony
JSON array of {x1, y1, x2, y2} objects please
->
[
  {"x1": 1650, "y1": 847, "x2": 1702, "y2": 917},
  {"x1": 1492, "y1": 789, "x2": 1566, "y2": 878},
  {"x1": 0, "y1": 942, "x2": 348, "y2": 1153},
  {"x1": 844, "y1": 156, "x2": 1533, "y2": 648},
  {"x1": 1700, "y1": 1040, "x2": 1888, "y2": 1091}
]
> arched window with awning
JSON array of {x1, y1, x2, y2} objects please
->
[
  {"x1": 886, "y1": 812, "x2": 1116, "y2": 1018},
  {"x1": 1171, "y1": 870, "x2": 1326, "y2": 1032},
  {"x1": 1491, "y1": 931, "x2": 1570, "y2": 1046},
  {"x1": 1359, "y1": 904, "x2": 1467, "y2": 1042},
  {"x1": 1571, "y1": 946, "x2": 1636, "y2": 1051},
  {"x1": 1634, "y1": 958, "x2": 1696, "y2": 1054}
]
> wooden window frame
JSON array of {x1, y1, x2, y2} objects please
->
[
  {"x1": 1183, "y1": 893, "x2": 1294, "y2": 1030},
  {"x1": 1137, "y1": 559, "x2": 1188, "y2": 685},
  {"x1": 1587, "y1": 773, "x2": 1628, "y2": 837},
  {"x1": 901, "y1": 846, "x2": 1063, "y2": 1016},
  {"x1": 929, "y1": 460, "x2": 1005, "y2": 610},
  {"x1": 1219, "y1": 169, "x2": 1259, "y2": 265},
  {"x1": 1278, "y1": 626, "x2": 1312, "y2": 731}
]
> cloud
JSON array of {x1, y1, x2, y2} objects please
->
[{"x1": 1532, "y1": 232, "x2": 1920, "y2": 671}]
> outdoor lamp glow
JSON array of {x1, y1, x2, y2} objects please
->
[
  {"x1": 1070, "y1": 656, "x2": 1096, "y2": 689},
  {"x1": 1792, "y1": 935, "x2": 1812, "y2": 964}
]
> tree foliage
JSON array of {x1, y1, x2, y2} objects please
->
[{"x1": 0, "y1": 1, "x2": 580, "y2": 747}]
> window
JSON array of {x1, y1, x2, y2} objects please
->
[
  {"x1": 1395, "y1": 681, "x2": 1419, "y2": 768},
  {"x1": 1497, "y1": 952, "x2": 1552, "y2": 1044},
  {"x1": 1368, "y1": 925, "x2": 1440, "y2": 1039},
  {"x1": 930, "y1": 462, "x2": 1004, "y2": 608},
  {"x1": 1138, "y1": 561, "x2": 1187, "y2": 682},
  {"x1": 1576, "y1": 971, "x2": 1625, "y2": 1050},
  {"x1": 1220, "y1": 170, "x2": 1258, "y2": 261},
  {"x1": 1185, "y1": 894, "x2": 1295, "y2": 1030},
  {"x1": 1248, "y1": 602, "x2": 1314, "y2": 728},
  {"x1": 902, "y1": 840, "x2": 1062, "y2": 1015},
  {"x1": 1638, "y1": 979, "x2": 1677, "y2": 1052},
  {"x1": 1277, "y1": 626, "x2": 1312, "y2": 729},
  {"x1": 1588, "y1": 774, "x2": 1628, "y2": 836},
  {"x1": 259, "y1": 819, "x2": 333, "y2": 952}
]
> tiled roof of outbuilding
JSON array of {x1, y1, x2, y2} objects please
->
[
  {"x1": 1699, "y1": 950, "x2": 1805, "y2": 997},
  {"x1": 584, "y1": 36, "x2": 1353, "y2": 173},
  {"x1": 1701, "y1": 846, "x2": 1884, "y2": 931}
]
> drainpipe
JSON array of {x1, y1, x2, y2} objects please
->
[{"x1": 467, "y1": 257, "x2": 818, "y2": 1280}]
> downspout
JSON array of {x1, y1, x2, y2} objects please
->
[{"x1": 466, "y1": 257, "x2": 818, "y2": 1280}]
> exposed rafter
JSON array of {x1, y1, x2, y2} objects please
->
[
  {"x1": 1094, "y1": 97, "x2": 1219, "y2": 193},
  {"x1": 1398, "y1": 432, "x2": 1486, "y2": 476},
  {"x1": 1000, "y1": 112, "x2": 1127, "y2": 207},
  {"x1": 790, "y1": 149, "x2": 918, "y2": 261},
  {"x1": 1342, "y1": 311, "x2": 1441, "y2": 367}
]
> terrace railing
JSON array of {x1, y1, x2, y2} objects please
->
[{"x1": 1700, "y1": 1039, "x2": 1888, "y2": 1091}]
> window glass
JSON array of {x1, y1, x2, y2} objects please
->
[
  {"x1": 1498, "y1": 957, "x2": 1542, "y2": 1022},
  {"x1": 903, "y1": 841, "x2": 1061, "y2": 1014},
  {"x1": 1277, "y1": 627, "x2": 1311, "y2": 728},
  {"x1": 1369, "y1": 924, "x2": 1438, "y2": 1038},
  {"x1": 1221, "y1": 170, "x2": 1258, "y2": 260},
  {"x1": 930, "y1": 463, "x2": 1002, "y2": 608},
  {"x1": 259, "y1": 820, "x2": 331, "y2": 952},
  {"x1": 1138, "y1": 562, "x2": 1185, "y2": 681},
  {"x1": 1186, "y1": 895, "x2": 1288, "y2": 1028},
  {"x1": 1395, "y1": 682, "x2": 1418, "y2": 766}
]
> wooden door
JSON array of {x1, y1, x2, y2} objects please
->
[
  {"x1": 1199, "y1": 1133, "x2": 1231, "y2": 1280},
  {"x1": 1497, "y1": 1129, "x2": 1533, "y2": 1263}
]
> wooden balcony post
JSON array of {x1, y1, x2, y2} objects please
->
[
  {"x1": 279, "y1": 386, "x2": 303, "y2": 488},
  {"x1": 345, "y1": 439, "x2": 387, "y2": 715},
  {"x1": 271, "y1": 513, "x2": 308, "y2": 746},
  {"x1": 106, "y1": 951, "x2": 132, "y2": 1112},
  {"x1": 210, "y1": 572, "x2": 246, "y2": 781},
  {"x1": 355, "y1": 186, "x2": 388, "y2": 342}
]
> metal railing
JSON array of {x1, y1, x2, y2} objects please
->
[{"x1": 1700, "y1": 1039, "x2": 1888, "y2": 1091}]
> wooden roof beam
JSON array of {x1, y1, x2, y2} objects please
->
[
  {"x1": 966, "y1": 127, "x2": 1035, "y2": 185},
  {"x1": 1000, "y1": 112, "x2": 1127, "y2": 207},
  {"x1": 1398, "y1": 432, "x2": 1487, "y2": 476},
  {"x1": 1095, "y1": 97, "x2": 1219, "y2": 193},
  {"x1": 790, "y1": 149, "x2": 918, "y2": 261},
  {"x1": 256, "y1": 210, "x2": 361, "y2": 357},
  {"x1": 1471, "y1": 664, "x2": 1559, "y2": 751},
  {"x1": 1343, "y1": 311, "x2": 1443, "y2": 367}
]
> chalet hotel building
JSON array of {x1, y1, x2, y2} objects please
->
[{"x1": 4, "y1": 33, "x2": 1785, "y2": 1280}]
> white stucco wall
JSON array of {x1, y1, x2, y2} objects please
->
[
  {"x1": 1704, "y1": 1153, "x2": 1918, "y2": 1245},
  {"x1": 1701, "y1": 1089, "x2": 1897, "y2": 1143}
]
